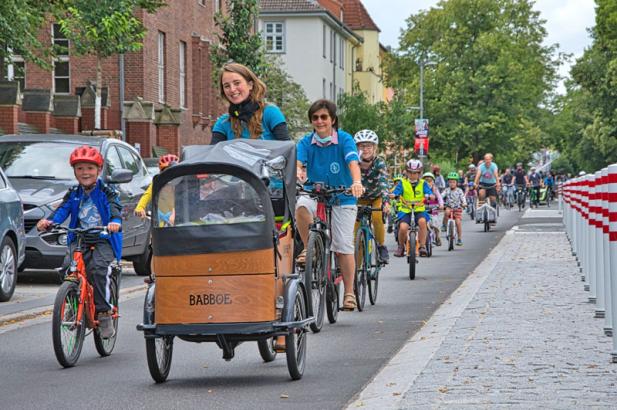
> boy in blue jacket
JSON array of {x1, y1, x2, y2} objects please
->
[{"x1": 37, "y1": 145, "x2": 122, "y2": 338}]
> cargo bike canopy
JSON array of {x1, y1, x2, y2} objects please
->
[{"x1": 151, "y1": 140, "x2": 297, "y2": 256}]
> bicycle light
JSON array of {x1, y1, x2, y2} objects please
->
[{"x1": 57, "y1": 233, "x2": 68, "y2": 246}]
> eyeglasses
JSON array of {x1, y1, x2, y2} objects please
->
[{"x1": 311, "y1": 114, "x2": 330, "y2": 121}]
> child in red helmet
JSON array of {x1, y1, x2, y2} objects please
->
[
  {"x1": 36, "y1": 145, "x2": 122, "y2": 338},
  {"x1": 135, "y1": 154, "x2": 178, "y2": 225}
]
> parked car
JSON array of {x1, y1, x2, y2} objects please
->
[
  {"x1": 0, "y1": 135, "x2": 153, "y2": 277},
  {"x1": 0, "y1": 166, "x2": 26, "y2": 301},
  {"x1": 143, "y1": 157, "x2": 160, "y2": 177}
]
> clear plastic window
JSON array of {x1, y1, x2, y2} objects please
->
[{"x1": 155, "y1": 174, "x2": 266, "y2": 227}]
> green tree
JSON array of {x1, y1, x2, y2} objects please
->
[
  {"x1": 55, "y1": 0, "x2": 166, "y2": 129},
  {"x1": 261, "y1": 56, "x2": 310, "y2": 138},
  {"x1": 337, "y1": 85, "x2": 382, "y2": 136},
  {"x1": 210, "y1": 0, "x2": 266, "y2": 77},
  {"x1": 387, "y1": 0, "x2": 560, "y2": 165},
  {"x1": 0, "y1": 1, "x2": 57, "y2": 73}
]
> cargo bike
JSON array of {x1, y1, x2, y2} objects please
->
[{"x1": 137, "y1": 140, "x2": 313, "y2": 382}]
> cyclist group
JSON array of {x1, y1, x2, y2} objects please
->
[{"x1": 36, "y1": 62, "x2": 545, "y2": 342}]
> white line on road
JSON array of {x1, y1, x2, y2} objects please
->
[{"x1": 346, "y1": 230, "x2": 515, "y2": 409}]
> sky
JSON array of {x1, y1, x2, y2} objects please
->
[{"x1": 362, "y1": 0, "x2": 597, "y2": 93}]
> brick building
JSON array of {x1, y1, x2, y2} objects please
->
[{"x1": 0, "y1": 0, "x2": 228, "y2": 157}]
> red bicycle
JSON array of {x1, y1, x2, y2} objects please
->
[{"x1": 49, "y1": 225, "x2": 121, "y2": 367}]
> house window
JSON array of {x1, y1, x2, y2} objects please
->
[
  {"x1": 52, "y1": 24, "x2": 70, "y2": 93},
  {"x1": 5, "y1": 57, "x2": 25, "y2": 91},
  {"x1": 158, "y1": 31, "x2": 166, "y2": 103},
  {"x1": 339, "y1": 38, "x2": 344, "y2": 69},
  {"x1": 264, "y1": 22, "x2": 285, "y2": 53},
  {"x1": 333, "y1": 33, "x2": 337, "y2": 66},
  {"x1": 198, "y1": 0, "x2": 205, "y2": 5},
  {"x1": 329, "y1": 82, "x2": 333, "y2": 99},
  {"x1": 323, "y1": 25, "x2": 326, "y2": 58},
  {"x1": 214, "y1": 0, "x2": 221, "y2": 12},
  {"x1": 322, "y1": 78, "x2": 326, "y2": 98},
  {"x1": 330, "y1": 31, "x2": 334, "y2": 63},
  {"x1": 179, "y1": 41, "x2": 187, "y2": 108}
]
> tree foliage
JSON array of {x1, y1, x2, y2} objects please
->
[
  {"x1": 386, "y1": 0, "x2": 559, "y2": 166},
  {"x1": 261, "y1": 56, "x2": 310, "y2": 138},
  {"x1": 211, "y1": 0, "x2": 266, "y2": 77},
  {"x1": 549, "y1": 0, "x2": 617, "y2": 172},
  {"x1": 0, "y1": 1, "x2": 57, "y2": 71}
]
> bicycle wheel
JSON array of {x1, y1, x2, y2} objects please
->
[
  {"x1": 483, "y1": 208, "x2": 490, "y2": 232},
  {"x1": 286, "y1": 289, "x2": 307, "y2": 380},
  {"x1": 426, "y1": 229, "x2": 433, "y2": 257},
  {"x1": 448, "y1": 220, "x2": 455, "y2": 251},
  {"x1": 326, "y1": 255, "x2": 340, "y2": 323},
  {"x1": 408, "y1": 232, "x2": 416, "y2": 280},
  {"x1": 146, "y1": 336, "x2": 174, "y2": 383},
  {"x1": 367, "y1": 235, "x2": 379, "y2": 305},
  {"x1": 354, "y1": 230, "x2": 367, "y2": 312},
  {"x1": 257, "y1": 337, "x2": 277, "y2": 362},
  {"x1": 305, "y1": 232, "x2": 326, "y2": 333},
  {"x1": 93, "y1": 275, "x2": 119, "y2": 357},
  {"x1": 52, "y1": 281, "x2": 86, "y2": 368}
]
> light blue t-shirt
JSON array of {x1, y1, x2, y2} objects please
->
[
  {"x1": 212, "y1": 104, "x2": 286, "y2": 140},
  {"x1": 479, "y1": 162, "x2": 498, "y2": 184},
  {"x1": 297, "y1": 129, "x2": 360, "y2": 206},
  {"x1": 78, "y1": 195, "x2": 102, "y2": 229}
]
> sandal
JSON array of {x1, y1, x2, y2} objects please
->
[
  {"x1": 419, "y1": 246, "x2": 428, "y2": 257},
  {"x1": 296, "y1": 249, "x2": 307, "y2": 265},
  {"x1": 342, "y1": 293, "x2": 357, "y2": 311}
]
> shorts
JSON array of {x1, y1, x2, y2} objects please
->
[
  {"x1": 479, "y1": 183, "x2": 497, "y2": 198},
  {"x1": 397, "y1": 211, "x2": 430, "y2": 226},
  {"x1": 296, "y1": 195, "x2": 357, "y2": 254},
  {"x1": 445, "y1": 207, "x2": 463, "y2": 221}
]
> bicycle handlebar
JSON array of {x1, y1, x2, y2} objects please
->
[
  {"x1": 48, "y1": 224, "x2": 109, "y2": 235},
  {"x1": 297, "y1": 183, "x2": 352, "y2": 197}
]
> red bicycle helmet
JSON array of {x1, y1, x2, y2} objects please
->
[
  {"x1": 158, "y1": 154, "x2": 179, "y2": 170},
  {"x1": 69, "y1": 145, "x2": 103, "y2": 167}
]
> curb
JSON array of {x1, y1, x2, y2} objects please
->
[
  {"x1": 0, "y1": 283, "x2": 147, "y2": 334},
  {"x1": 346, "y1": 230, "x2": 515, "y2": 409}
]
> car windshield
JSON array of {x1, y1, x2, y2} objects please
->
[
  {"x1": 155, "y1": 173, "x2": 266, "y2": 227},
  {"x1": 0, "y1": 141, "x2": 80, "y2": 180}
]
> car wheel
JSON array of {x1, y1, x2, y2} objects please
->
[
  {"x1": 132, "y1": 244, "x2": 152, "y2": 276},
  {"x1": 0, "y1": 237, "x2": 18, "y2": 302}
]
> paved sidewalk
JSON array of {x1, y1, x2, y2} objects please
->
[{"x1": 350, "y1": 213, "x2": 617, "y2": 409}]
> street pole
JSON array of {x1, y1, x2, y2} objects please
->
[{"x1": 419, "y1": 61, "x2": 424, "y2": 120}]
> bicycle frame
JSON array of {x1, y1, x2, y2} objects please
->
[{"x1": 357, "y1": 206, "x2": 382, "y2": 270}]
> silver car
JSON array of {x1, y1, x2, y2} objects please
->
[{"x1": 0, "y1": 166, "x2": 26, "y2": 301}]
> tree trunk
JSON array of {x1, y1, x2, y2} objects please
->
[{"x1": 95, "y1": 56, "x2": 102, "y2": 130}]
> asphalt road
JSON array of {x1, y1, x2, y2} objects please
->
[{"x1": 1, "y1": 205, "x2": 537, "y2": 410}]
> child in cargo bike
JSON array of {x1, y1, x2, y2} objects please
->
[{"x1": 37, "y1": 146, "x2": 122, "y2": 338}]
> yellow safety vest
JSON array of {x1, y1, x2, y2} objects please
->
[{"x1": 398, "y1": 178, "x2": 426, "y2": 213}]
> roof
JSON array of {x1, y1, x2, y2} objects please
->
[
  {"x1": 261, "y1": 0, "x2": 323, "y2": 12},
  {"x1": 341, "y1": 0, "x2": 380, "y2": 32},
  {"x1": 260, "y1": 0, "x2": 363, "y2": 43}
]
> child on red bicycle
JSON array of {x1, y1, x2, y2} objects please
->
[
  {"x1": 442, "y1": 172, "x2": 467, "y2": 246},
  {"x1": 37, "y1": 146, "x2": 122, "y2": 338}
]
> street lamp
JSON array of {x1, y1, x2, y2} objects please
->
[{"x1": 419, "y1": 60, "x2": 436, "y2": 119}]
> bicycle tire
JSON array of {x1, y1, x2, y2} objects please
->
[
  {"x1": 448, "y1": 220, "x2": 455, "y2": 251},
  {"x1": 52, "y1": 281, "x2": 86, "y2": 368},
  {"x1": 305, "y1": 232, "x2": 326, "y2": 333},
  {"x1": 286, "y1": 289, "x2": 308, "y2": 380},
  {"x1": 326, "y1": 253, "x2": 340, "y2": 323},
  {"x1": 93, "y1": 275, "x2": 119, "y2": 357},
  {"x1": 367, "y1": 235, "x2": 379, "y2": 305},
  {"x1": 258, "y1": 337, "x2": 277, "y2": 363},
  {"x1": 354, "y1": 229, "x2": 367, "y2": 312},
  {"x1": 408, "y1": 232, "x2": 416, "y2": 280},
  {"x1": 426, "y1": 229, "x2": 433, "y2": 257},
  {"x1": 146, "y1": 336, "x2": 173, "y2": 383}
]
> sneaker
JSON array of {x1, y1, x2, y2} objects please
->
[
  {"x1": 419, "y1": 246, "x2": 428, "y2": 257},
  {"x1": 394, "y1": 244, "x2": 405, "y2": 257},
  {"x1": 435, "y1": 235, "x2": 442, "y2": 247},
  {"x1": 456, "y1": 239, "x2": 463, "y2": 246},
  {"x1": 377, "y1": 245, "x2": 389, "y2": 263},
  {"x1": 97, "y1": 311, "x2": 115, "y2": 339}
]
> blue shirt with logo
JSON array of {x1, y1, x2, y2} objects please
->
[
  {"x1": 479, "y1": 162, "x2": 498, "y2": 184},
  {"x1": 212, "y1": 104, "x2": 286, "y2": 140},
  {"x1": 297, "y1": 129, "x2": 360, "y2": 206}
]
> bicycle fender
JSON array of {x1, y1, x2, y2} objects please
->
[
  {"x1": 281, "y1": 277, "x2": 306, "y2": 323},
  {"x1": 143, "y1": 283, "x2": 155, "y2": 325}
]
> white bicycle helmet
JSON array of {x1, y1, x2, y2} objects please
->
[
  {"x1": 406, "y1": 159, "x2": 423, "y2": 172},
  {"x1": 354, "y1": 129, "x2": 379, "y2": 145},
  {"x1": 468, "y1": 164, "x2": 476, "y2": 169}
]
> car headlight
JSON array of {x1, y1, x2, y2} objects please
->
[{"x1": 57, "y1": 234, "x2": 68, "y2": 246}]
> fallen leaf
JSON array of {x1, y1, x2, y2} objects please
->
[
  {"x1": 438, "y1": 386, "x2": 448, "y2": 393},
  {"x1": 280, "y1": 394, "x2": 289, "y2": 399},
  {"x1": 392, "y1": 392, "x2": 401, "y2": 396}
]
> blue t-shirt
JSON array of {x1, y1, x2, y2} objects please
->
[
  {"x1": 297, "y1": 129, "x2": 360, "y2": 206},
  {"x1": 479, "y1": 162, "x2": 498, "y2": 184},
  {"x1": 212, "y1": 104, "x2": 286, "y2": 140},
  {"x1": 78, "y1": 195, "x2": 103, "y2": 229}
]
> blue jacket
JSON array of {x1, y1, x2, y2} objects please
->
[{"x1": 50, "y1": 179, "x2": 123, "y2": 261}]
